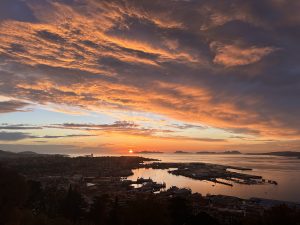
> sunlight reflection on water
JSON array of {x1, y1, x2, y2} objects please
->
[{"x1": 126, "y1": 154, "x2": 300, "y2": 203}]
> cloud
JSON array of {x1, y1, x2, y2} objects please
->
[
  {"x1": 0, "y1": 132, "x2": 34, "y2": 141},
  {"x1": 39, "y1": 134, "x2": 96, "y2": 139},
  {"x1": 50, "y1": 121, "x2": 174, "y2": 137},
  {"x1": 49, "y1": 121, "x2": 225, "y2": 142},
  {"x1": 0, "y1": 0, "x2": 299, "y2": 142},
  {"x1": 0, "y1": 131, "x2": 96, "y2": 141},
  {"x1": 0, "y1": 124, "x2": 43, "y2": 130},
  {"x1": 1, "y1": 121, "x2": 215, "y2": 142},
  {"x1": 0, "y1": 143, "x2": 108, "y2": 154},
  {"x1": 54, "y1": 121, "x2": 138, "y2": 130},
  {"x1": 36, "y1": 30, "x2": 67, "y2": 44},
  {"x1": 224, "y1": 127, "x2": 261, "y2": 136},
  {"x1": 0, "y1": 100, "x2": 29, "y2": 113},
  {"x1": 159, "y1": 135, "x2": 226, "y2": 143},
  {"x1": 0, "y1": 0, "x2": 37, "y2": 22},
  {"x1": 211, "y1": 42, "x2": 276, "y2": 67},
  {"x1": 170, "y1": 123, "x2": 207, "y2": 130}
]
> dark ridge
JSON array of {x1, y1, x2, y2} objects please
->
[
  {"x1": 136, "y1": 151, "x2": 164, "y2": 154},
  {"x1": 174, "y1": 151, "x2": 191, "y2": 154}
]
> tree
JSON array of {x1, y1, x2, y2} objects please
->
[
  {"x1": 89, "y1": 194, "x2": 110, "y2": 225},
  {"x1": 61, "y1": 185, "x2": 86, "y2": 223},
  {"x1": 187, "y1": 212, "x2": 220, "y2": 225},
  {"x1": 0, "y1": 166, "x2": 28, "y2": 224},
  {"x1": 122, "y1": 195, "x2": 170, "y2": 225},
  {"x1": 168, "y1": 196, "x2": 192, "y2": 225}
]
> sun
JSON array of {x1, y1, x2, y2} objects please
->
[{"x1": 128, "y1": 149, "x2": 134, "y2": 154}]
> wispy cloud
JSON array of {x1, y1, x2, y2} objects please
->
[
  {"x1": 49, "y1": 121, "x2": 225, "y2": 142},
  {"x1": 0, "y1": 100, "x2": 29, "y2": 113},
  {"x1": 0, "y1": 131, "x2": 34, "y2": 141},
  {"x1": 0, "y1": 131, "x2": 96, "y2": 141},
  {"x1": 0, "y1": 124, "x2": 43, "y2": 130},
  {"x1": 211, "y1": 42, "x2": 277, "y2": 67},
  {"x1": 50, "y1": 121, "x2": 174, "y2": 138},
  {"x1": 170, "y1": 123, "x2": 207, "y2": 130},
  {"x1": 52, "y1": 121, "x2": 138, "y2": 130}
]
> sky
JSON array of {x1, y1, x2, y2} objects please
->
[{"x1": 0, "y1": 0, "x2": 300, "y2": 154}]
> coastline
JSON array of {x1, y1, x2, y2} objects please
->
[{"x1": 1, "y1": 151, "x2": 300, "y2": 203}]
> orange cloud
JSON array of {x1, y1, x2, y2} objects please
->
[{"x1": 211, "y1": 42, "x2": 276, "y2": 67}]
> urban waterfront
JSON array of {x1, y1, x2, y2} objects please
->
[
  {"x1": 1, "y1": 150, "x2": 300, "y2": 225},
  {"x1": 126, "y1": 153, "x2": 300, "y2": 203}
]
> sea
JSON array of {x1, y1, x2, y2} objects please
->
[{"x1": 76, "y1": 153, "x2": 300, "y2": 203}]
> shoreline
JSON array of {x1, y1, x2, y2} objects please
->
[{"x1": 0, "y1": 153, "x2": 297, "y2": 203}]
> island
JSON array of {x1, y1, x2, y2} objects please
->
[
  {"x1": 174, "y1": 150, "x2": 191, "y2": 154},
  {"x1": 135, "y1": 151, "x2": 164, "y2": 154},
  {"x1": 264, "y1": 151, "x2": 300, "y2": 158},
  {"x1": 247, "y1": 151, "x2": 300, "y2": 159},
  {"x1": 197, "y1": 151, "x2": 242, "y2": 155}
]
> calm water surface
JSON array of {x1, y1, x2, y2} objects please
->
[{"x1": 126, "y1": 154, "x2": 300, "y2": 203}]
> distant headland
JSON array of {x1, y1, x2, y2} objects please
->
[
  {"x1": 248, "y1": 151, "x2": 300, "y2": 159},
  {"x1": 174, "y1": 151, "x2": 190, "y2": 154},
  {"x1": 173, "y1": 150, "x2": 242, "y2": 154},
  {"x1": 136, "y1": 151, "x2": 164, "y2": 154},
  {"x1": 197, "y1": 150, "x2": 241, "y2": 155}
]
